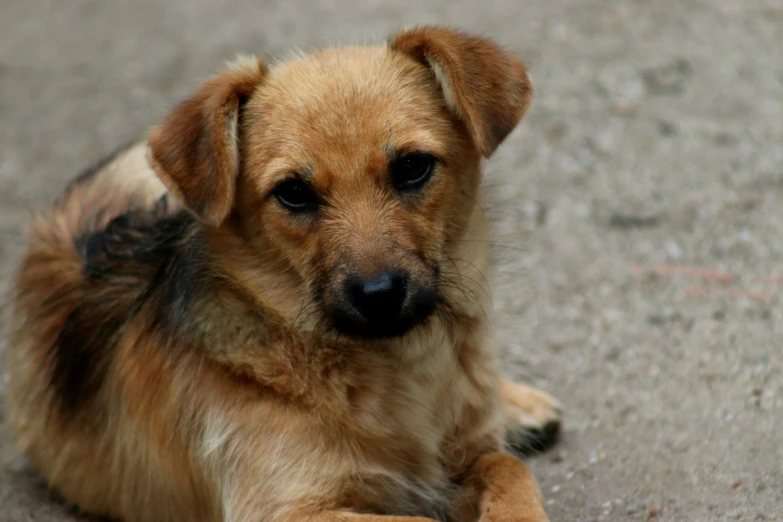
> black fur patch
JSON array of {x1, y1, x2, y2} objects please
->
[
  {"x1": 49, "y1": 198, "x2": 210, "y2": 415},
  {"x1": 49, "y1": 292, "x2": 138, "y2": 415},
  {"x1": 505, "y1": 419, "x2": 561, "y2": 457}
]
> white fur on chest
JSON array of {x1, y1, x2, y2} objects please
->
[{"x1": 346, "y1": 322, "x2": 497, "y2": 520}]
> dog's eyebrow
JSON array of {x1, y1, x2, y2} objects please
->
[
  {"x1": 276, "y1": 170, "x2": 314, "y2": 194},
  {"x1": 383, "y1": 131, "x2": 447, "y2": 159},
  {"x1": 291, "y1": 167, "x2": 314, "y2": 182},
  {"x1": 265, "y1": 161, "x2": 314, "y2": 183},
  {"x1": 385, "y1": 145, "x2": 444, "y2": 163}
]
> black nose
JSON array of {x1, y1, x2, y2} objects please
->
[{"x1": 348, "y1": 272, "x2": 407, "y2": 322}]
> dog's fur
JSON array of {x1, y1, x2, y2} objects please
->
[{"x1": 4, "y1": 27, "x2": 561, "y2": 522}]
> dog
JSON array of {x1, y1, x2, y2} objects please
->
[{"x1": 4, "y1": 26, "x2": 561, "y2": 522}]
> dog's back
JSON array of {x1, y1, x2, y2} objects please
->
[
  {"x1": 2, "y1": 143, "x2": 212, "y2": 519},
  {"x1": 6, "y1": 142, "x2": 168, "y2": 416}
]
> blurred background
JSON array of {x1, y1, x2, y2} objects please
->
[{"x1": 1, "y1": 1, "x2": 782, "y2": 520}]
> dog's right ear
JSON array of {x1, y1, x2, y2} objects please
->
[{"x1": 148, "y1": 57, "x2": 267, "y2": 227}]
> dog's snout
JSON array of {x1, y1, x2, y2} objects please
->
[
  {"x1": 348, "y1": 272, "x2": 407, "y2": 321},
  {"x1": 328, "y1": 267, "x2": 436, "y2": 338}
]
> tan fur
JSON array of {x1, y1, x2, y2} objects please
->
[
  {"x1": 501, "y1": 380, "x2": 562, "y2": 434},
  {"x1": 4, "y1": 26, "x2": 559, "y2": 522}
]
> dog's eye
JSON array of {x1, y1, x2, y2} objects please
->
[
  {"x1": 391, "y1": 153, "x2": 436, "y2": 192},
  {"x1": 273, "y1": 179, "x2": 319, "y2": 213}
]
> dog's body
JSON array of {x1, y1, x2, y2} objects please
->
[{"x1": 4, "y1": 28, "x2": 560, "y2": 522}]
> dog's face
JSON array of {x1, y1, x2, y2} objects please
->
[
  {"x1": 237, "y1": 48, "x2": 481, "y2": 338},
  {"x1": 149, "y1": 27, "x2": 532, "y2": 339}
]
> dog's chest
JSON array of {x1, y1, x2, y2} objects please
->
[{"x1": 346, "y1": 334, "x2": 496, "y2": 520}]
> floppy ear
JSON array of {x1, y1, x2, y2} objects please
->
[
  {"x1": 391, "y1": 26, "x2": 533, "y2": 157},
  {"x1": 147, "y1": 57, "x2": 267, "y2": 227}
]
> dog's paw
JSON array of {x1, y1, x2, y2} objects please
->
[{"x1": 500, "y1": 379, "x2": 562, "y2": 456}]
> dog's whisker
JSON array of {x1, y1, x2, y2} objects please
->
[{"x1": 438, "y1": 271, "x2": 490, "y2": 306}]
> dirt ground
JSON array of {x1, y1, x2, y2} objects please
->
[{"x1": 1, "y1": 1, "x2": 782, "y2": 520}]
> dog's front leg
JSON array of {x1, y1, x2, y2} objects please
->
[
  {"x1": 501, "y1": 379, "x2": 562, "y2": 455},
  {"x1": 460, "y1": 452, "x2": 550, "y2": 522}
]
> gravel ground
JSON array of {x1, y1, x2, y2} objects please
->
[{"x1": 1, "y1": 1, "x2": 782, "y2": 520}]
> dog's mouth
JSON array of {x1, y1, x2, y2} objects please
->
[
  {"x1": 321, "y1": 269, "x2": 439, "y2": 339},
  {"x1": 329, "y1": 293, "x2": 437, "y2": 339}
]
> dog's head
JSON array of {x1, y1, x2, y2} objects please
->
[{"x1": 148, "y1": 26, "x2": 532, "y2": 340}]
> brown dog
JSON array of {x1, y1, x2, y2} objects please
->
[{"x1": 4, "y1": 26, "x2": 561, "y2": 522}]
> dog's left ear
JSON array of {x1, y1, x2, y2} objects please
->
[
  {"x1": 391, "y1": 26, "x2": 533, "y2": 158},
  {"x1": 148, "y1": 57, "x2": 267, "y2": 227}
]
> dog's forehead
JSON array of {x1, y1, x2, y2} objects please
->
[
  {"x1": 252, "y1": 47, "x2": 450, "y2": 148},
  {"x1": 266, "y1": 46, "x2": 427, "y2": 105},
  {"x1": 243, "y1": 46, "x2": 455, "y2": 189}
]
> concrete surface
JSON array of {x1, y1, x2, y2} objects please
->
[{"x1": 1, "y1": 1, "x2": 782, "y2": 520}]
